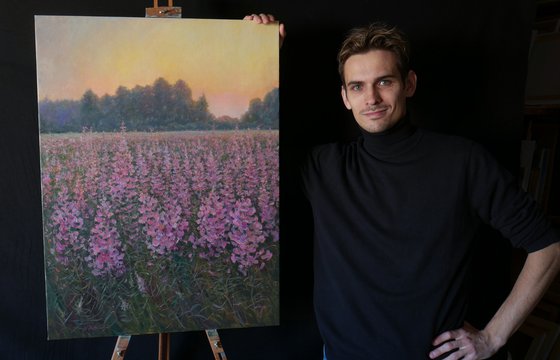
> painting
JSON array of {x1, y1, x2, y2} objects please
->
[{"x1": 35, "y1": 15, "x2": 279, "y2": 340}]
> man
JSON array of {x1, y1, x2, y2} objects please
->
[{"x1": 247, "y1": 15, "x2": 560, "y2": 360}]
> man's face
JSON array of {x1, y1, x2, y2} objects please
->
[{"x1": 341, "y1": 50, "x2": 417, "y2": 133}]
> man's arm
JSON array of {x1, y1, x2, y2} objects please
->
[{"x1": 430, "y1": 241, "x2": 560, "y2": 360}]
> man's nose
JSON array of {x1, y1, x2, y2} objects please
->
[{"x1": 365, "y1": 86, "x2": 381, "y2": 105}]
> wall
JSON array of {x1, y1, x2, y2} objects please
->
[{"x1": 0, "y1": 0, "x2": 535, "y2": 359}]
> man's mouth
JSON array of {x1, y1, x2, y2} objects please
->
[{"x1": 361, "y1": 107, "x2": 388, "y2": 117}]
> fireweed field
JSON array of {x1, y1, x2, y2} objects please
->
[{"x1": 40, "y1": 129, "x2": 279, "y2": 339}]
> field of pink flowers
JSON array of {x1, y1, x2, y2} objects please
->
[{"x1": 40, "y1": 129, "x2": 279, "y2": 339}]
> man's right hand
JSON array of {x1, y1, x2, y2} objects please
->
[{"x1": 243, "y1": 13, "x2": 286, "y2": 48}]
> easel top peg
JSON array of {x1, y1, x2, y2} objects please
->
[{"x1": 146, "y1": 0, "x2": 182, "y2": 18}]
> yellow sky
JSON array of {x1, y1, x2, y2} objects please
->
[{"x1": 35, "y1": 16, "x2": 278, "y2": 118}]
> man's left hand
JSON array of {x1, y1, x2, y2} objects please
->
[{"x1": 429, "y1": 322, "x2": 498, "y2": 360}]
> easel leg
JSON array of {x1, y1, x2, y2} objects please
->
[
  {"x1": 158, "y1": 333, "x2": 171, "y2": 360},
  {"x1": 205, "y1": 329, "x2": 228, "y2": 360},
  {"x1": 111, "y1": 335, "x2": 131, "y2": 360}
]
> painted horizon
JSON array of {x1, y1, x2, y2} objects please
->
[
  {"x1": 35, "y1": 16, "x2": 279, "y2": 339},
  {"x1": 36, "y1": 16, "x2": 278, "y2": 119}
]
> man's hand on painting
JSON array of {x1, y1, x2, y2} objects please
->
[{"x1": 243, "y1": 13, "x2": 286, "y2": 48}]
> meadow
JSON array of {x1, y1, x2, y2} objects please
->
[{"x1": 40, "y1": 129, "x2": 279, "y2": 339}]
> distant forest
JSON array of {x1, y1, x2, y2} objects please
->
[{"x1": 39, "y1": 77, "x2": 279, "y2": 133}]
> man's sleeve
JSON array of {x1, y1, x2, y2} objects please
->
[{"x1": 467, "y1": 142, "x2": 559, "y2": 252}]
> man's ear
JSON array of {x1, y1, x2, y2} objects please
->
[
  {"x1": 341, "y1": 85, "x2": 352, "y2": 110},
  {"x1": 405, "y1": 70, "x2": 417, "y2": 97}
]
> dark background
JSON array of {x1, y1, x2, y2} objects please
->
[{"x1": 0, "y1": 0, "x2": 540, "y2": 359}]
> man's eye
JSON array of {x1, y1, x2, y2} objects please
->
[
  {"x1": 350, "y1": 85, "x2": 362, "y2": 91},
  {"x1": 378, "y1": 79, "x2": 392, "y2": 87}
]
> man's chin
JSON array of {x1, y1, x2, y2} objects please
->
[{"x1": 357, "y1": 119, "x2": 394, "y2": 134}]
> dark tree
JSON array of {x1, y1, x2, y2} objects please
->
[
  {"x1": 240, "y1": 87, "x2": 279, "y2": 129},
  {"x1": 80, "y1": 89, "x2": 102, "y2": 130},
  {"x1": 38, "y1": 79, "x2": 275, "y2": 132}
]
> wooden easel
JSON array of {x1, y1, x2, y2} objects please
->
[
  {"x1": 205, "y1": 329, "x2": 228, "y2": 360},
  {"x1": 145, "y1": 0, "x2": 181, "y2": 18},
  {"x1": 111, "y1": 330, "x2": 227, "y2": 360},
  {"x1": 110, "y1": 2, "x2": 228, "y2": 359}
]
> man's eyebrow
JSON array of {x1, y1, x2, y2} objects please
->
[
  {"x1": 375, "y1": 74, "x2": 398, "y2": 81},
  {"x1": 345, "y1": 74, "x2": 399, "y2": 86},
  {"x1": 346, "y1": 80, "x2": 364, "y2": 87}
]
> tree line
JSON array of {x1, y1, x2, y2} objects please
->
[{"x1": 39, "y1": 77, "x2": 279, "y2": 133}]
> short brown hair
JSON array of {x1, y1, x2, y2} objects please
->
[{"x1": 338, "y1": 22, "x2": 411, "y2": 84}]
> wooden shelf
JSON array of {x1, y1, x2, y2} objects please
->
[
  {"x1": 525, "y1": 105, "x2": 560, "y2": 116},
  {"x1": 521, "y1": 107, "x2": 560, "y2": 223}
]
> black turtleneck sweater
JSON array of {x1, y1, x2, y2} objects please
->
[{"x1": 300, "y1": 119, "x2": 558, "y2": 360}]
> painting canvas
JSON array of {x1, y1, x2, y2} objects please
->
[{"x1": 35, "y1": 15, "x2": 279, "y2": 340}]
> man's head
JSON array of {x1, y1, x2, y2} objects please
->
[
  {"x1": 338, "y1": 23, "x2": 411, "y2": 83},
  {"x1": 338, "y1": 23, "x2": 417, "y2": 133}
]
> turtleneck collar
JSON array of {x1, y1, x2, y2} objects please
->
[{"x1": 359, "y1": 114, "x2": 421, "y2": 160}]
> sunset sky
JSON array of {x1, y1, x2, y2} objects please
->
[{"x1": 35, "y1": 16, "x2": 278, "y2": 118}]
